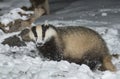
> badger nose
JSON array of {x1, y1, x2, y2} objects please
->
[{"x1": 36, "y1": 42, "x2": 44, "y2": 46}]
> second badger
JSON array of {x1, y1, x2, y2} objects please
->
[{"x1": 23, "y1": 24, "x2": 116, "y2": 71}]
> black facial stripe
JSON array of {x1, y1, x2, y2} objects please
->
[
  {"x1": 0, "y1": 27, "x2": 5, "y2": 32},
  {"x1": 31, "y1": 26, "x2": 38, "y2": 39},
  {"x1": 41, "y1": 25, "x2": 49, "y2": 40}
]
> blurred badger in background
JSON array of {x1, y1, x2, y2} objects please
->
[{"x1": 30, "y1": 0, "x2": 49, "y2": 14}]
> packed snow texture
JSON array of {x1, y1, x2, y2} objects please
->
[
  {"x1": 0, "y1": 8, "x2": 33, "y2": 26},
  {"x1": 0, "y1": 0, "x2": 120, "y2": 79}
]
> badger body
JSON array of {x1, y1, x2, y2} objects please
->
[{"x1": 27, "y1": 24, "x2": 116, "y2": 71}]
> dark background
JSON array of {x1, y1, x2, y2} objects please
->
[{"x1": 0, "y1": 0, "x2": 120, "y2": 24}]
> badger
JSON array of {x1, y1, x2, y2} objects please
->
[
  {"x1": 23, "y1": 24, "x2": 116, "y2": 71},
  {"x1": 30, "y1": 0, "x2": 49, "y2": 14}
]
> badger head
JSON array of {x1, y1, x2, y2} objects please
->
[{"x1": 29, "y1": 24, "x2": 57, "y2": 46}]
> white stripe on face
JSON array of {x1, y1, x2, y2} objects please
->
[
  {"x1": 35, "y1": 25, "x2": 44, "y2": 45},
  {"x1": 44, "y1": 27, "x2": 57, "y2": 42},
  {"x1": 36, "y1": 25, "x2": 57, "y2": 44},
  {"x1": 29, "y1": 25, "x2": 57, "y2": 46},
  {"x1": 29, "y1": 25, "x2": 42, "y2": 43}
]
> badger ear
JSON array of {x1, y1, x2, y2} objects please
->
[{"x1": 41, "y1": 24, "x2": 49, "y2": 29}]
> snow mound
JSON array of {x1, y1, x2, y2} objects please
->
[
  {"x1": 0, "y1": 8, "x2": 33, "y2": 26},
  {"x1": 0, "y1": 54, "x2": 120, "y2": 79}
]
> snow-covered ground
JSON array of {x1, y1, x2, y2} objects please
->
[
  {"x1": 0, "y1": 8, "x2": 33, "y2": 26},
  {"x1": 0, "y1": 0, "x2": 120, "y2": 79}
]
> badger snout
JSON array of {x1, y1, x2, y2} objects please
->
[
  {"x1": 37, "y1": 43, "x2": 43, "y2": 46},
  {"x1": 36, "y1": 41, "x2": 45, "y2": 47}
]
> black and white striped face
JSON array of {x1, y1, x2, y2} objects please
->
[{"x1": 29, "y1": 25, "x2": 57, "y2": 46}]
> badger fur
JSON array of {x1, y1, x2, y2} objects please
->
[{"x1": 26, "y1": 24, "x2": 116, "y2": 71}]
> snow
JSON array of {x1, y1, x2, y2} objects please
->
[
  {"x1": 101, "y1": 13, "x2": 107, "y2": 16},
  {"x1": 0, "y1": 0, "x2": 120, "y2": 79},
  {"x1": 0, "y1": 54, "x2": 119, "y2": 79},
  {"x1": 0, "y1": 8, "x2": 33, "y2": 26}
]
